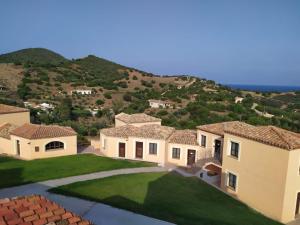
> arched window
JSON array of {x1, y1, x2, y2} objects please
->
[{"x1": 45, "y1": 141, "x2": 64, "y2": 151}]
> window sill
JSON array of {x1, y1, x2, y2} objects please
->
[
  {"x1": 227, "y1": 155, "x2": 239, "y2": 160},
  {"x1": 45, "y1": 148, "x2": 65, "y2": 152},
  {"x1": 226, "y1": 185, "x2": 237, "y2": 192}
]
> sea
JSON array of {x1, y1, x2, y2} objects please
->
[{"x1": 225, "y1": 84, "x2": 300, "y2": 93}]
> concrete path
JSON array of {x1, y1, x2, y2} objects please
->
[{"x1": 0, "y1": 167, "x2": 174, "y2": 225}]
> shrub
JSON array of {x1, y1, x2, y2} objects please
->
[
  {"x1": 96, "y1": 99, "x2": 105, "y2": 105},
  {"x1": 132, "y1": 75, "x2": 138, "y2": 80},
  {"x1": 123, "y1": 93, "x2": 132, "y2": 102},
  {"x1": 104, "y1": 93, "x2": 112, "y2": 99}
]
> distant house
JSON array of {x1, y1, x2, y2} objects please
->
[
  {"x1": 71, "y1": 89, "x2": 92, "y2": 95},
  {"x1": 0, "y1": 104, "x2": 77, "y2": 160},
  {"x1": 148, "y1": 99, "x2": 171, "y2": 109},
  {"x1": 37, "y1": 103, "x2": 54, "y2": 111},
  {"x1": 235, "y1": 96, "x2": 244, "y2": 104}
]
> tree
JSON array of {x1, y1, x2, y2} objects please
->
[{"x1": 96, "y1": 99, "x2": 105, "y2": 105}]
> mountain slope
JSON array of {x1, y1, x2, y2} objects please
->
[{"x1": 0, "y1": 48, "x2": 67, "y2": 65}]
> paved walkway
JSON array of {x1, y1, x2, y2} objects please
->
[{"x1": 0, "y1": 167, "x2": 174, "y2": 225}]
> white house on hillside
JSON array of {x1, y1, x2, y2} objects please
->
[
  {"x1": 148, "y1": 99, "x2": 171, "y2": 108},
  {"x1": 71, "y1": 90, "x2": 92, "y2": 95},
  {"x1": 235, "y1": 96, "x2": 244, "y2": 104}
]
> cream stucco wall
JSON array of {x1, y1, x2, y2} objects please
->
[
  {"x1": 100, "y1": 133, "x2": 167, "y2": 165},
  {"x1": 10, "y1": 135, "x2": 77, "y2": 160},
  {"x1": 0, "y1": 111, "x2": 30, "y2": 126},
  {"x1": 197, "y1": 130, "x2": 223, "y2": 158},
  {"x1": 221, "y1": 133, "x2": 291, "y2": 223},
  {"x1": 281, "y1": 148, "x2": 300, "y2": 223},
  {"x1": 0, "y1": 137, "x2": 13, "y2": 155},
  {"x1": 167, "y1": 143, "x2": 201, "y2": 167}
]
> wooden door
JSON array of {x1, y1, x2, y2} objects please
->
[
  {"x1": 119, "y1": 143, "x2": 126, "y2": 157},
  {"x1": 187, "y1": 149, "x2": 196, "y2": 166},
  {"x1": 16, "y1": 140, "x2": 20, "y2": 155},
  {"x1": 296, "y1": 193, "x2": 300, "y2": 216},
  {"x1": 135, "y1": 142, "x2": 143, "y2": 158}
]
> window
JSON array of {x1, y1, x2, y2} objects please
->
[
  {"x1": 201, "y1": 135, "x2": 206, "y2": 147},
  {"x1": 230, "y1": 141, "x2": 239, "y2": 158},
  {"x1": 35, "y1": 146, "x2": 39, "y2": 152},
  {"x1": 45, "y1": 141, "x2": 64, "y2": 151},
  {"x1": 149, "y1": 143, "x2": 157, "y2": 155},
  {"x1": 172, "y1": 148, "x2": 180, "y2": 159},
  {"x1": 228, "y1": 172, "x2": 237, "y2": 190}
]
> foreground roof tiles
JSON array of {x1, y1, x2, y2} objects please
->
[
  {"x1": 0, "y1": 104, "x2": 29, "y2": 114},
  {"x1": 115, "y1": 113, "x2": 161, "y2": 124},
  {"x1": 101, "y1": 124, "x2": 174, "y2": 140},
  {"x1": 0, "y1": 195, "x2": 92, "y2": 225},
  {"x1": 198, "y1": 121, "x2": 300, "y2": 150},
  {"x1": 168, "y1": 130, "x2": 198, "y2": 145},
  {"x1": 0, "y1": 123, "x2": 17, "y2": 139},
  {"x1": 10, "y1": 123, "x2": 77, "y2": 140}
]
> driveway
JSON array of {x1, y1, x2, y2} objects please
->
[{"x1": 0, "y1": 167, "x2": 175, "y2": 225}]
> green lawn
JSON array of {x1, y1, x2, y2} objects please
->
[
  {"x1": 0, "y1": 154, "x2": 154, "y2": 189},
  {"x1": 50, "y1": 172, "x2": 282, "y2": 225}
]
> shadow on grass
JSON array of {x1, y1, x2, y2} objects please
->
[
  {"x1": 0, "y1": 167, "x2": 26, "y2": 189},
  {"x1": 50, "y1": 172, "x2": 282, "y2": 225}
]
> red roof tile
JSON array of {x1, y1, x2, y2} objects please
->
[
  {"x1": 0, "y1": 104, "x2": 28, "y2": 115},
  {"x1": 10, "y1": 124, "x2": 77, "y2": 140},
  {"x1": 0, "y1": 195, "x2": 92, "y2": 225}
]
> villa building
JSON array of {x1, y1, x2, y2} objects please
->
[
  {"x1": 148, "y1": 99, "x2": 171, "y2": 109},
  {"x1": 99, "y1": 112, "x2": 300, "y2": 223},
  {"x1": 0, "y1": 104, "x2": 77, "y2": 160}
]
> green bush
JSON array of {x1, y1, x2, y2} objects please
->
[
  {"x1": 96, "y1": 99, "x2": 105, "y2": 105},
  {"x1": 104, "y1": 93, "x2": 112, "y2": 99}
]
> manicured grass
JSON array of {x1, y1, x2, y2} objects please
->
[
  {"x1": 50, "y1": 172, "x2": 282, "y2": 225},
  {"x1": 0, "y1": 154, "x2": 154, "y2": 189}
]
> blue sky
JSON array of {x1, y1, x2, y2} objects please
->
[{"x1": 0, "y1": 0, "x2": 299, "y2": 85}]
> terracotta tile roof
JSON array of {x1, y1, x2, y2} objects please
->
[
  {"x1": 115, "y1": 113, "x2": 161, "y2": 124},
  {"x1": 226, "y1": 125, "x2": 300, "y2": 150},
  {"x1": 132, "y1": 124, "x2": 175, "y2": 139},
  {"x1": 101, "y1": 125, "x2": 138, "y2": 138},
  {"x1": 198, "y1": 121, "x2": 300, "y2": 150},
  {"x1": 0, "y1": 195, "x2": 92, "y2": 225},
  {"x1": 197, "y1": 121, "x2": 245, "y2": 136},
  {"x1": 101, "y1": 124, "x2": 175, "y2": 140},
  {"x1": 168, "y1": 130, "x2": 198, "y2": 145},
  {"x1": 0, "y1": 123, "x2": 17, "y2": 139},
  {"x1": 10, "y1": 124, "x2": 77, "y2": 140},
  {"x1": 0, "y1": 104, "x2": 29, "y2": 114}
]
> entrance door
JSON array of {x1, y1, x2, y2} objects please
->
[
  {"x1": 119, "y1": 143, "x2": 126, "y2": 158},
  {"x1": 135, "y1": 142, "x2": 143, "y2": 159},
  {"x1": 214, "y1": 140, "x2": 222, "y2": 161},
  {"x1": 16, "y1": 140, "x2": 20, "y2": 155},
  {"x1": 187, "y1": 149, "x2": 196, "y2": 166},
  {"x1": 296, "y1": 193, "x2": 300, "y2": 216}
]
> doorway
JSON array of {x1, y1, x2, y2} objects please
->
[
  {"x1": 118, "y1": 143, "x2": 126, "y2": 158},
  {"x1": 16, "y1": 140, "x2": 20, "y2": 155},
  {"x1": 187, "y1": 149, "x2": 196, "y2": 166},
  {"x1": 135, "y1": 142, "x2": 143, "y2": 159},
  {"x1": 214, "y1": 140, "x2": 222, "y2": 162},
  {"x1": 296, "y1": 192, "x2": 300, "y2": 216}
]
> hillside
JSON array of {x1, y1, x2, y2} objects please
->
[
  {"x1": 0, "y1": 48, "x2": 299, "y2": 139},
  {"x1": 0, "y1": 48, "x2": 67, "y2": 65}
]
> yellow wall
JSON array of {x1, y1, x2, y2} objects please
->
[
  {"x1": 0, "y1": 111, "x2": 30, "y2": 126},
  {"x1": 221, "y1": 133, "x2": 290, "y2": 222},
  {"x1": 10, "y1": 135, "x2": 77, "y2": 160},
  {"x1": 281, "y1": 149, "x2": 300, "y2": 223},
  {"x1": 100, "y1": 133, "x2": 167, "y2": 165},
  {"x1": 0, "y1": 137, "x2": 13, "y2": 155},
  {"x1": 167, "y1": 143, "x2": 201, "y2": 167}
]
